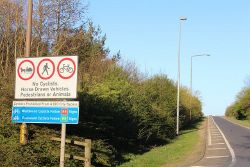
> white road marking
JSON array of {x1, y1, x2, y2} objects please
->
[
  {"x1": 206, "y1": 155, "x2": 229, "y2": 159},
  {"x1": 191, "y1": 165, "x2": 222, "y2": 167},
  {"x1": 208, "y1": 118, "x2": 212, "y2": 146},
  {"x1": 212, "y1": 139, "x2": 224, "y2": 141},
  {"x1": 190, "y1": 166, "x2": 219, "y2": 167},
  {"x1": 211, "y1": 138, "x2": 223, "y2": 140},
  {"x1": 211, "y1": 117, "x2": 236, "y2": 167},
  {"x1": 212, "y1": 143, "x2": 225, "y2": 145},
  {"x1": 212, "y1": 138, "x2": 223, "y2": 140},
  {"x1": 212, "y1": 135, "x2": 223, "y2": 138},
  {"x1": 208, "y1": 148, "x2": 227, "y2": 150},
  {"x1": 212, "y1": 132, "x2": 220, "y2": 135},
  {"x1": 223, "y1": 117, "x2": 250, "y2": 130}
]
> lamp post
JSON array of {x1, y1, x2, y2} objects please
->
[
  {"x1": 176, "y1": 17, "x2": 187, "y2": 135},
  {"x1": 190, "y1": 54, "x2": 210, "y2": 121}
]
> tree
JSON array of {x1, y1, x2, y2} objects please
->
[{"x1": 0, "y1": 0, "x2": 25, "y2": 77}]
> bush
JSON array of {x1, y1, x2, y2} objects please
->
[{"x1": 225, "y1": 87, "x2": 250, "y2": 120}]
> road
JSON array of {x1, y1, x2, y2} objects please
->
[
  {"x1": 213, "y1": 116, "x2": 250, "y2": 167},
  {"x1": 191, "y1": 116, "x2": 250, "y2": 167}
]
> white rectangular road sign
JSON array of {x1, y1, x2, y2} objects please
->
[{"x1": 15, "y1": 56, "x2": 78, "y2": 99}]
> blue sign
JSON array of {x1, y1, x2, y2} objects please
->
[{"x1": 12, "y1": 106, "x2": 79, "y2": 124}]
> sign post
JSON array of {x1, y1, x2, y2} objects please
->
[
  {"x1": 60, "y1": 123, "x2": 66, "y2": 167},
  {"x1": 14, "y1": 56, "x2": 78, "y2": 167},
  {"x1": 20, "y1": 0, "x2": 33, "y2": 146}
]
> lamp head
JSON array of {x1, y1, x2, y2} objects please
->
[
  {"x1": 192, "y1": 54, "x2": 211, "y2": 58},
  {"x1": 180, "y1": 17, "x2": 187, "y2": 21}
]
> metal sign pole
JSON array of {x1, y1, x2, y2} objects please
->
[
  {"x1": 20, "y1": 0, "x2": 33, "y2": 145},
  {"x1": 25, "y1": 0, "x2": 33, "y2": 57},
  {"x1": 60, "y1": 123, "x2": 66, "y2": 167}
]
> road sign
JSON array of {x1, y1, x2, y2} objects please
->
[
  {"x1": 15, "y1": 56, "x2": 78, "y2": 99},
  {"x1": 17, "y1": 60, "x2": 35, "y2": 80},
  {"x1": 37, "y1": 58, "x2": 55, "y2": 80},
  {"x1": 12, "y1": 101, "x2": 79, "y2": 124},
  {"x1": 58, "y1": 58, "x2": 76, "y2": 79}
]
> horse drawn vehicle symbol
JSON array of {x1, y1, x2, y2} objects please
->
[{"x1": 21, "y1": 67, "x2": 33, "y2": 73}]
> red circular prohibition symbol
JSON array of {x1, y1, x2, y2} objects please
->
[
  {"x1": 37, "y1": 58, "x2": 55, "y2": 80},
  {"x1": 17, "y1": 60, "x2": 35, "y2": 80},
  {"x1": 57, "y1": 58, "x2": 76, "y2": 79}
]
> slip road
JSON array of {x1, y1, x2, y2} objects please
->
[{"x1": 191, "y1": 116, "x2": 250, "y2": 167}]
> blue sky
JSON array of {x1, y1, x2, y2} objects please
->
[{"x1": 87, "y1": 0, "x2": 250, "y2": 116}]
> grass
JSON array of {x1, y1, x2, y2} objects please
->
[
  {"x1": 225, "y1": 117, "x2": 250, "y2": 128},
  {"x1": 118, "y1": 127, "x2": 200, "y2": 167}
]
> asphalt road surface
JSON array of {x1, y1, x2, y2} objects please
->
[
  {"x1": 191, "y1": 116, "x2": 250, "y2": 167},
  {"x1": 191, "y1": 116, "x2": 233, "y2": 167},
  {"x1": 212, "y1": 116, "x2": 250, "y2": 167}
]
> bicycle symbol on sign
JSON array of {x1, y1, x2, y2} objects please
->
[{"x1": 59, "y1": 64, "x2": 74, "y2": 74}]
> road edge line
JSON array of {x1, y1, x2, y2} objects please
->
[
  {"x1": 223, "y1": 116, "x2": 250, "y2": 130},
  {"x1": 211, "y1": 117, "x2": 236, "y2": 167}
]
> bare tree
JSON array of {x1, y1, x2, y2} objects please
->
[
  {"x1": 0, "y1": 0, "x2": 24, "y2": 76},
  {"x1": 34, "y1": 0, "x2": 87, "y2": 55}
]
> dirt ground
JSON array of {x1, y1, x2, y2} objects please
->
[{"x1": 161, "y1": 118, "x2": 207, "y2": 167}]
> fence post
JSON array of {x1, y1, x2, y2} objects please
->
[{"x1": 84, "y1": 139, "x2": 91, "y2": 167}]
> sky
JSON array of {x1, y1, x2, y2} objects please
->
[{"x1": 86, "y1": 0, "x2": 250, "y2": 116}]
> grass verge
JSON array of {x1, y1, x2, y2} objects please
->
[{"x1": 118, "y1": 121, "x2": 205, "y2": 167}]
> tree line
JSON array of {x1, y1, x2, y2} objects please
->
[
  {"x1": 0, "y1": 0, "x2": 203, "y2": 166},
  {"x1": 225, "y1": 85, "x2": 250, "y2": 120}
]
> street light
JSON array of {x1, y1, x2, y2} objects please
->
[
  {"x1": 190, "y1": 54, "x2": 210, "y2": 121},
  {"x1": 176, "y1": 17, "x2": 187, "y2": 135}
]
